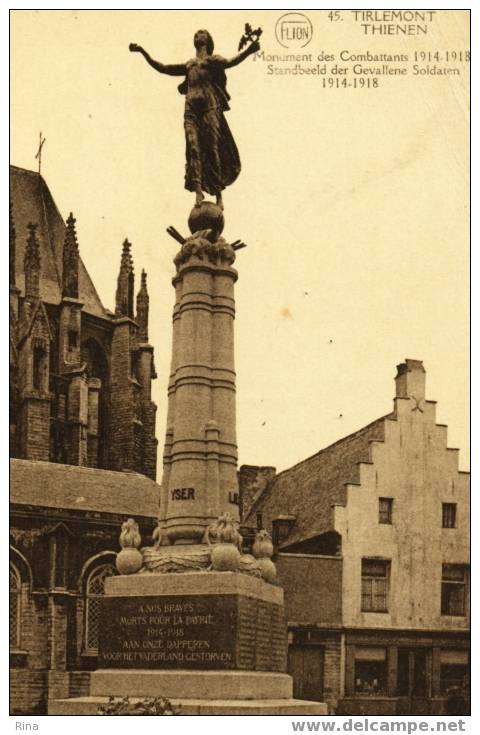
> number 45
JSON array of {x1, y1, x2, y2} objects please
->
[{"x1": 328, "y1": 11, "x2": 342, "y2": 21}]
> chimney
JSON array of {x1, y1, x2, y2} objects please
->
[{"x1": 395, "y1": 359, "x2": 426, "y2": 401}]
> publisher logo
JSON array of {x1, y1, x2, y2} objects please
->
[{"x1": 275, "y1": 13, "x2": 313, "y2": 49}]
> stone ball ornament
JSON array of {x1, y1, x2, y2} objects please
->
[
  {"x1": 116, "y1": 547, "x2": 143, "y2": 575},
  {"x1": 211, "y1": 543, "x2": 241, "y2": 572},
  {"x1": 188, "y1": 201, "x2": 225, "y2": 237},
  {"x1": 258, "y1": 557, "x2": 277, "y2": 584}
]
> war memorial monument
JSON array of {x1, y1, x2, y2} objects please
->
[{"x1": 49, "y1": 26, "x2": 327, "y2": 716}]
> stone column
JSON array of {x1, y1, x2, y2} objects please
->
[
  {"x1": 159, "y1": 206, "x2": 240, "y2": 544},
  {"x1": 163, "y1": 254, "x2": 239, "y2": 543},
  {"x1": 387, "y1": 645, "x2": 398, "y2": 696},
  {"x1": 431, "y1": 646, "x2": 441, "y2": 698}
]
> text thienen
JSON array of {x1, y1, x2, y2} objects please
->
[{"x1": 360, "y1": 24, "x2": 429, "y2": 35}]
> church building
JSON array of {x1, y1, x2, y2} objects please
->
[
  {"x1": 9, "y1": 165, "x2": 160, "y2": 713},
  {"x1": 9, "y1": 165, "x2": 157, "y2": 475}
]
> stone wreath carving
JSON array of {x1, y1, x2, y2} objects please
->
[
  {"x1": 174, "y1": 231, "x2": 236, "y2": 270},
  {"x1": 141, "y1": 544, "x2": 211, "y2": 574}
]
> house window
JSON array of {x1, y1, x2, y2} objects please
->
[
  {"x1": 84, "y1": 563, "x2": 116, "y2": 653},
  {"x1": 441, "y1": 565, "x2": 468, "y2": 616},
  {"x1": 256, "y1": 512, "x2": 263, "y2": 530},
  {"x1": 361, "y1": 559, "x2": 390, "y2": 612},
  {"x1": 379, "y1": 498, "x2": 393, "y2": 524},
  {"x1": 9, "y1": 563, "x2": 21, "y2": 648},
  {"x1": 440, "y1": 649, "x2": 469, "y2": 695},
  {"x1": 354, "y1": 647, "x2": 387, "y2": 695},
  {"x1": 442, "y1": 503, "x2": 457, "y2": 528}
]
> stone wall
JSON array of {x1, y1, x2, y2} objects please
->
[{"x1": 10, "y1": 493, "x2": 157, "y2": 715}]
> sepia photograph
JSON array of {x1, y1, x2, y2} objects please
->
[{"x1": 9, "y1": 8, "x2": 470, "y2": 722}]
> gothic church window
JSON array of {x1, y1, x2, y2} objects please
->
[
  {"x1": 9, "y1": 563, "x2": 21, "y2": 648},
  {"x1": 33, "y1": 344, "x2": 46, "y2": 390},
  {"x1": 81, "y1": 339, "x2": 108, "y2": 468},
  {"x1": 84, "y1": 563, "x2": 116, "y2": 653}
]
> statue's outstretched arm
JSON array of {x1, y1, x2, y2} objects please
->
[
  {"x1": 129, "y1": 43, "x2": 186, "y2": 76},
  {"x1": 223, "y1": 40, "x2": 259, "y2": 69}
]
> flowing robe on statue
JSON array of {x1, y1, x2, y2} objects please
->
[{"x1": 173, "y1": 56, "x2": 241, "y2": 195}]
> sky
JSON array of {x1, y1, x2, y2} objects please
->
[{"x1": 10, "y1": 9, "x2": 470, "y2": 472}]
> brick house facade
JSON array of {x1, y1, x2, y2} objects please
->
[{"x1": 241, "y1": 360, "x2": 470, "y2": 715}]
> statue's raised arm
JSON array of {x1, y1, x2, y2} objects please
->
[
  {"x1": 129, "y1": 43, "x2": 187, "y2": 76},
  {"x1": 130, "y1": 27, "x2": 261, "y2": 211},
  {"x1": 222, "y1": 39, "x2": 260, "y2": 69}
]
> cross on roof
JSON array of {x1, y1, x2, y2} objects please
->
[{"x1": 35, "y1": 132, "x2": 46, "y2": 175}]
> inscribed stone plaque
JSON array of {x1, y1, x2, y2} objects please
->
[{"x1": 98, "y1": 594, "x2": 237, "y2": 670}]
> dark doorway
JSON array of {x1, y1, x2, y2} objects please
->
[
  {"x1": 397, "y1": 648, "x2": 430, "y2": 714},
  {"x1": 288, "y1": 645, "x2": 324, "y2": 702}
]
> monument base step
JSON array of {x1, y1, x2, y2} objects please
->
[
  {"x1": 90, "y1": 669, "x2": 292, "y2": 700},
  {"x1": 48, "y1": 696, "x2": 328, "y2": 716}
]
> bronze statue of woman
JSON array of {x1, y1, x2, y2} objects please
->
[{"x1": 130, "y1": 30, "x2": 260, "y2": 210}]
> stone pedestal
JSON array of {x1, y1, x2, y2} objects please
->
[
  {"x1": 98, "y1": 573, "x2": 287, "y2": 672},
  {"x1": 48, "y1": 572, "x2": 328, "y2": 715}
]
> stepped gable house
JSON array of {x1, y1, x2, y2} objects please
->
[
  {"x1": 240, "y1": 360, "x2": 470, "y2": 715},
  {"x1": 9, "y1": 165, "x2": 160, "y2": 714}
]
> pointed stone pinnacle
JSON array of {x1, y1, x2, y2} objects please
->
[
  {"x1": 24, "y1": 222, "x2": 41, "y2": 299},
  {"x1": 64, "y1": 212, "x2": 79, "y2": 249},
  {"x1": 63, "y1": 212, "x2": 79, "y2": 298}
]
